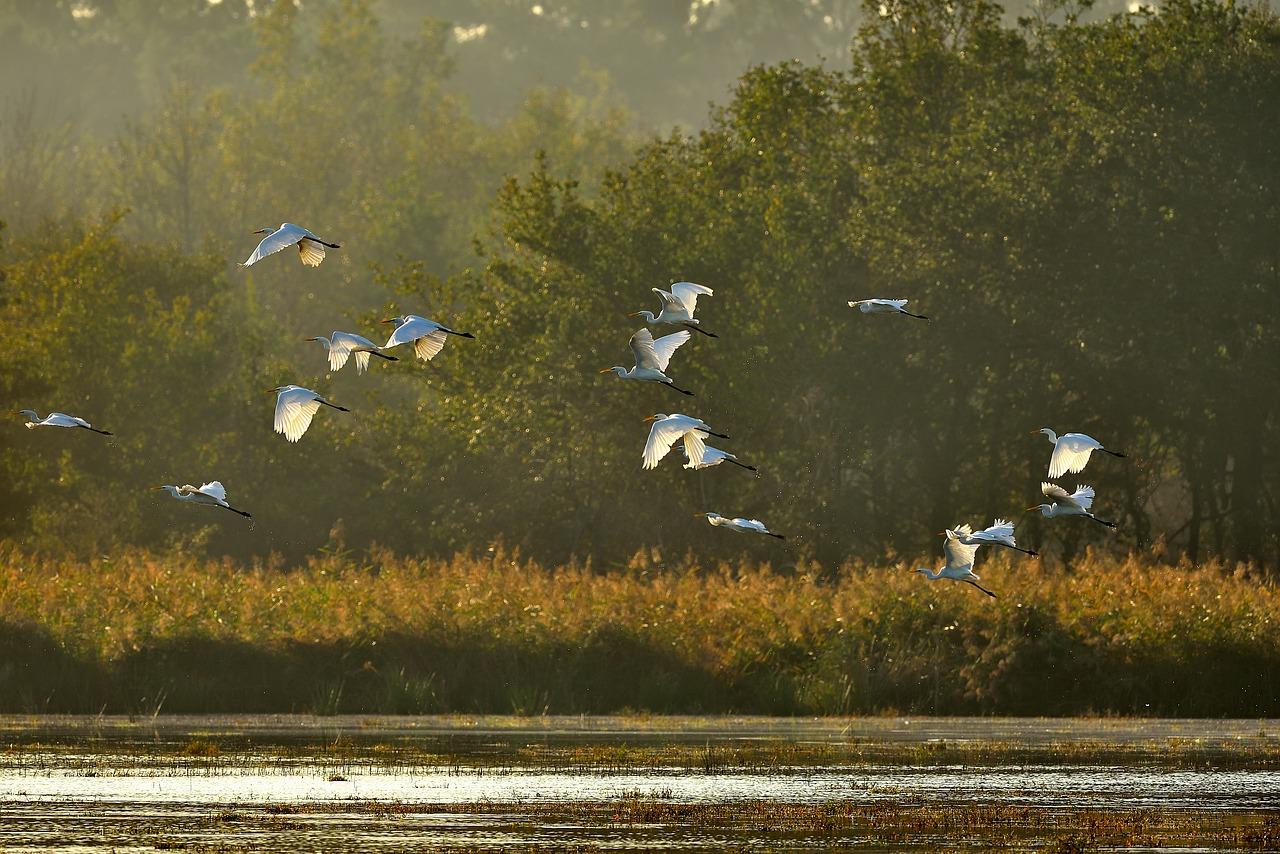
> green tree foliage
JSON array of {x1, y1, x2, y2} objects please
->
[{"x1": 0, "y1": 0, "x2": 1276, "y2": 571}]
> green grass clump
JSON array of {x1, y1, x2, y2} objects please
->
[{"x1": 0, "y1": 541, "x2": 1275, "y2": 715}]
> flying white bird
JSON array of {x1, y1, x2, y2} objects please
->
[
  {"x1": 1032, "y1": 428, "x2": 1126, "y2": 479},
  {"x1": 629, "y1": 282, "x2": 717, "y2": 337},
  {"x1": 914, "y1": 530, "x2": 996, "y2": 597},
  {"x1": 15, "y1": 410, "x2": 111, "y2": 435},
  {"x1": 641, "y1": 413, "x2": 728, "y2": 470},
  {"x1": 381, "y1": 315, "x2": 475, "y2": 361},
  {"x1": 952, "y1": 519, "x2": 1038, "y2": 556},
  {"x1": 268, "y1": 385, "x2": 349, "y2": 443},
  {"x1": 241, "y1": 223, "x2": 341, "y2": 268},
  {"x1": 306, "y1": 331, "x2": 398, "y2": 374},
  {"x1": 1027, "y1": 482, "x2": 1117, "y2": 528},
  {"x1": 601, "y1": 329, "x2": 694, "y2": 395},
  {"x1": 697, "y1": 512, "x2": 784, "y2": 539},
  {"x1": 848, "y1": 298, "x2": 929, "y2": 320},
  {"x1": 154, "y1": 481, "x2": 253, "y2": 524},
  {"x1": 681, "y1": 431, "x2": 757, "y2": 473}
]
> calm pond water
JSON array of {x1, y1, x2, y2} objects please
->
[{"x1": 1, "y1": 715, "x2": 1277, "y2": 851}]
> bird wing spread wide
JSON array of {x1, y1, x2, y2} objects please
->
[
  {"x1": 653, "y1": 289, "x2": 683, "y2": 312},
  {"x1": 297, "y1": 238, "x2": 326, "y2": 267},
  {"x1": 670, "y1": 282, "x2": 712, "y2": 314},
  {"x1": 1048, "y1": 437, "x2": 1097, "y2": 479},
  {"x1": 943, "y1": 534, "x2": 980, "y2": 570},
  {"x1": 649, "y1": 330, "x2": 691, "y2": 371},
  {"x1": 742, "y1": 519, "x2": 769, "y2": 533},
  {"x1": 1071, "y1": 485, "x2": 1096, "y2": 511},
  {"x1": 1041, "y1": 481, "x2": 1074, "y2": 504},
  {"x1": 354, "y1": 351, "x2": 371, "y2": 373},
  {"x1": 243, "y1": 225, "x2": 304, "y2": 266},
  {"x1": 197, "y1": 481, "x2": 228, "y2": 502},
  {"x1": 980, "y1": 519, "x2": 1016, "y2": 544},
  {"x1": 643, "y1": 419, "x2": 694, "y2": 470},
  {"x1": 385, "y1": 317, "x2": 430, "y2": 348},
  {"x1": 413, "y1": 329, "x2": 449, "y2": 361},
  {"x1": 629, "y1": 329, "x2": 661, "y2": 371},
  {"x1": 327, "y1": 332, "x2": 357, "y2": 371},
  {"x1": 954, "y1": 523, "x2": 974, "y2": 536},
  {"x1": 681, "y1": 429, "x2": 707, "y2": 469},
  {"x1": 275, "y1": 390, "x2": 322, "y2": 442},
  {"x1": 45, "y1": 413, "x2": 83, "y2": 428}
]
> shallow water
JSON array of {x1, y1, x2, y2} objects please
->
[{"x1": 1, "y1": 715, "x2": 1277, "y2": 851}]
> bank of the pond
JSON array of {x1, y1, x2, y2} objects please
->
[{"x1": 0, "y1": 543, "x2": 1275, "y2": 715}]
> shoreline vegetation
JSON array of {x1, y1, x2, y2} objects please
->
[{"x1": 0, "y1": 543, "x2": 1275, "y2": 717}]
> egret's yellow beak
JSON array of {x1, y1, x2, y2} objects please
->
[
  {"x1": 599, "y1": 368, "x2": 614, "y2": 374},
  {"x1": 692, "y1": 512, "x2": 705, "y2": 519},
  {"x1": 1024, "y1": 506, "x2": 1040, "y2": 513},
  {"x1": 380, "y1": 318, "x2": 396, "y2": 324},
  {"x1": 151, "y1": 486, "x2": 166, "y2": 491},
  {"x1": 264, "y1": 388, "x2": 278, "y2": 394},
  {"x1": 643, "y1": 415, "x2": 659, "y2": 422},
  {"x1": 626, "y1": 311, "x2": 641, "y2": 317},
  {"x1": 1027, "y1": 429, "x2": 1040, "y2": 435},
  {"x1": 937, "y1": 531, "x2": 946, "y2": 536}
]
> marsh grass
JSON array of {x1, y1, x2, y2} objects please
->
[{"x1": 0, "y1": 542, "x2": 1276, "y2": 715}]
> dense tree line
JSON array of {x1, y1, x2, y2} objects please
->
[{"x1": 1, "y1": 0, "x2": 1277, "y2": 570}]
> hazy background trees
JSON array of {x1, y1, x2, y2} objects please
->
[{"x1": 1, "y1": 0, "x2": 1276, "y2": 570}]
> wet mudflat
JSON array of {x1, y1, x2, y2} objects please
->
[{"x1": 1, "y1": 715, "x2": 1278, "y2": 851}]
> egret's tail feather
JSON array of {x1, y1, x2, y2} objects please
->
[
  {"x1": 367, "y1": 350, "x2": 399, "y2": 361},
  {"x1": 902, "y1": 311, "x2": 930, "y2": 320},
  {"x1": 443, "y1": 328, "x2": 476, "y2": 339},
  {"x1": 665, "y1": 382, "x2": 695, "y2": 396},
  {"x1": 83, "y1": 426, "x2": 112, "y2": 436},
  {"x1": 706, "y1": 430, "x2": 730, "y2": 439},
  {"x1": 685, "y1": 323, "x2": 718, "y2": 338},
  {"x1": 767, "y1": 532, "x2": 785, "y2": 540},
  {"x1": 320, "y1": 401, "x2": 350, "y2": 412},
  {"x1": 728, "y1": 458, "x2": 757, "y2": 472},
  {"x1": 1088, "y1": 515, "x2": 1118, "y2": 529},
  {"x1": 1101, "y1": 448, "x2": 1127, "y2": 458}
]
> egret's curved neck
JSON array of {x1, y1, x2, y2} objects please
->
[
  {"x1": 917, "y1": 567, "x2": 943, "y2": 580},
  {"x1": 312, "y1": 336, "x2": 331, "y2": 350},
  {"x1": 1042, "y1": 429, "x2": 1059, "y2": 443},
  {"x1": 18, "y1": 410, "x2": 40, "y2": 423},
  {"x1": 610, "y1": 366, "x2": 630, "y2": 378},
  {"x1": 641, "y1": 311, "x2": 658, "y2": 323}
]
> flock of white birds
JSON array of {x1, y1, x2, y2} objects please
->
[{"x1": 14, "y1": 222, "x2": 1126, "y2": 596}]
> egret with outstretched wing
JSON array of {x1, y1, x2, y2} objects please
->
[
  {"x1": 307, "y1": 331, "x2": 398, "y2": 374},
  {"x1": 641, "y1": 414, "x2": 728, "y2": 470},
  {"x1": 381, "y1": 315, "x2": 475, "y2": 362},
  {"x1": 914, "y1": 529, "x2": 996, "y2": 597},
  {"x1": 1028, "y1": 482, "x2": 1117, "y2": 528},
  {"x1": 848, "y1": 298, "x2": 929, "y2": 320},
  {"x1": 155, "y1": 481, "x2": 253, "y2": 525},
  {"x1": 697, "y1": 512, "x2": 784, "y2": 539},
  {"x1": 953, "y1": 519, "x2": 1038, "y2": 556},
  {"x1": 268, "y1": 385, "x2": 349, "y2": 443},
  {"x1": 682, "y1": 431, "x2": 757, "y2": 473},
  {"x1": 601, "y1": 329, "x2": 694, "y2": 395},
  {"x1": 630, "y1": 282, "x2": 717, "y2": 337},
  {"x1": 1033, "y1": 428, "x2": 1126, "y2": 479},
  {"x1": 15, "y1": 410, "x2": 111, "y2": 436},
  {"x1": 242, "y1": 223, "x2": 340, "y2": 267}
]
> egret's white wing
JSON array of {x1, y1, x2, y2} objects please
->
[
  {"x1": 954, "y1": 523, "x2": 974, "y2": 536},
  {"x1": 413, "y1": 329, "x2": 449, "y2": 361},
  {"x1": 742, "y1": 519, "x2": 770, "y2": 534},
  {"x1": 653, "y1": 289, "x2": 683, "y2": 311},
  {"x1": 327, "y1": 332, "x2": 357, "y2": 372},
  {"x1": 1070, "y1": 485, "x2": 1096, "y2": 511},
  {"x1": 275, "y1": 390, "x2": 322, "y2": 443},
  {"x1": 1048, "y1": 440, "x2": 1096, "y2": 479},
  {"x1": 1041, "y1": 481, "x2": 1073, "y2": 503},
  {"x1": 197, "y1": 482, "x2": 228, "y2": 503},
  {"x1": 298, "y1": 238, "x2": 326, "y2": 267},
  {"x1": 354, "y1": 351, "x2": 371, "y2": 374},
  {"x1": 670, "y1": 282, "x2": 712, "y2": 314},
  {"x1": 977, "y1": 519, "x2": 1016, "y2": 545},
  {"x1": 681, "y1": 429, "x2": 706, "y2": 470},
  {"x1": 242, "y1": 224, "x2": 304, "y2": 266},
  {"x1": 643, "y1": 419, "x2": 696, "y2": 470},
  {"x1": 943, "y1": 534, "x2": 980, "y2": 570},
  {"x1": 629, "y1": 329, "x2": 661, "y2": 371},
  {"x1": 650, "y1": 330, "x2": 691, "y2": 371}
]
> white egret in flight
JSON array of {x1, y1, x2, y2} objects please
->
[
  {"x1": 268, "y1": 385, "x2": 349, "y2": 443},
  {"x1": 682, "y1": 431, "x2": 757, "y2": 473},
  {"x1": 242, "y1": 223, "x2": 341, "y2": 267},
  {"x1": 381, "y1": 315, "x2": 475, "y2": 361},
  {"x1": 15, "y1": 410, "x2": 111, "y2": 435},
  {"x1": 306, "y1": 331, "x2": 398, "y2": 374},
  {"x1": 1032, "y1": 428, "x2": 1126, "y2": 479},
  {"x1": 953, "y1": 519, "x2": 1038, "y2": 556},
  {"x1": 848, "y1": 298, "x2": 929, "y2": 320},
  {"x1": 914, "y1": 530, "x2": 996, "y2": 597},
  {"x1": 154, "y1": 481, "x2": 253, "y2": 525},
  {"x1": 601, "y1": 329, "x2": 694, "y2": 395},
  {"x1": 1028, "y1": 482, "x2": 1117, "y2": 528},
  {"x1": 629, "y1": 282, "x2": 717, "y2": 337},
  {"x1": 641, "y1": 413, "x2": 728, "y2": 470},
  {"x1": 697, "y1": 512, "x2": 785, "y2": 539}
]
